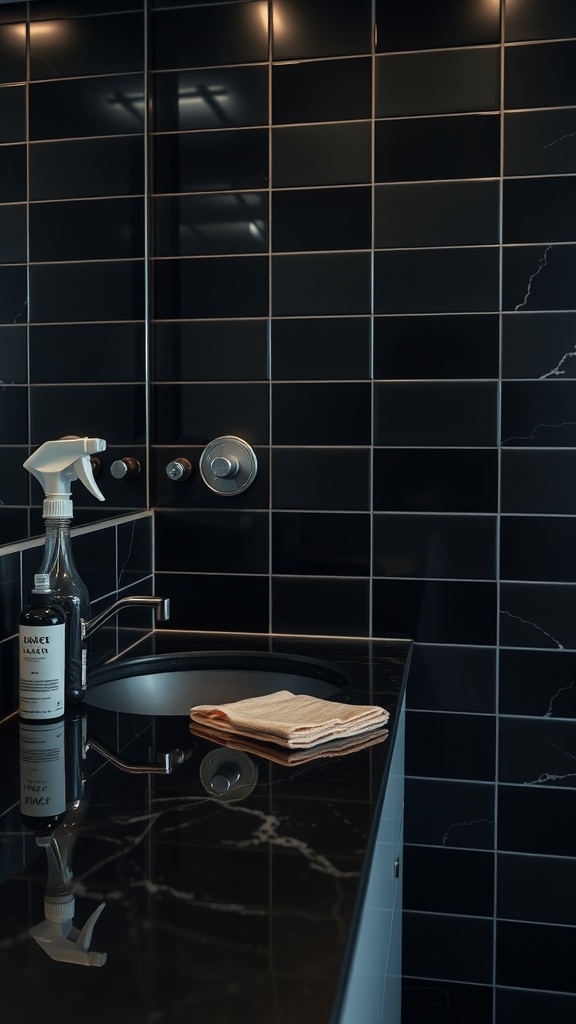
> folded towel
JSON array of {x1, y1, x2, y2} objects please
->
[
  {"x1": 189, "y1": 719, "x2": 389, "y2": 766},
  {"x1": 189, "y1": 689, "x2": 390, "y2": 750}
]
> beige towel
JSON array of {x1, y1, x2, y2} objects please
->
[
  {"x1": 189, "y1": 689, "x2": 390, "y2": 749},
  {"x1": 189, "y1": 719, "x2": 389, "y2": 766}
]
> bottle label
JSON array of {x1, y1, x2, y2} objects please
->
[
  {"x1": 19, "y1": 623, "x2": 65, "y2": 719},
  {"x1": 19, "y1": 720, "x2": 66, "y2": 818}
]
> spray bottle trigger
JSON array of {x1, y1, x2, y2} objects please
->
[{"x1": 74, "y1": 454, "x2": 105, "y2": 502}]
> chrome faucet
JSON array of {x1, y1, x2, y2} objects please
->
[{"x1": 83, "y1": 595, "x2": 170, "y2": 641}]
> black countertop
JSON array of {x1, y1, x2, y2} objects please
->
[{"x1": 0, "y1": 631, "x2": 410, "y2": 1024}]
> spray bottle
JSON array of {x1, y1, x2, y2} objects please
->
[{"x1": 24, "y1": 436, "x2": 107, "y2": 705}]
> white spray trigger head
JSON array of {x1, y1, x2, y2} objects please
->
[{"x1": 24, "y1": 437, "x2": 107, "y2": 518}]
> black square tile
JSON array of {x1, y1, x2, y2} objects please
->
[
  {"x1": 496, "y1": 989, "x2": 576, "y2": 1024},
  {"x1": 272, "y1": 0, "x2": 372, "y2": 60},
  {"x1": 272, "y1": 253, "x2": 371, "y2": 316},
  {"x1": 404, "y1": 846, "x2": 494, "y2": 916},
  {"x1": 506, "y1": 0, "x2": 576, "y2": 41},
  {"x1": 272, "y1": 382, "x2": 371, "y2": 445},
  {"x1": 406, "y1": 709, "x2": 496, "y2": 782},
  {"x1": 376, "y1": 48, "x2": 500, "y2": 117},
  {"x1": 155, "y1": 570, "x2": 269, "y2": 633},
  {"x1": 153, "y1": 192, "x2": 268, "y2": 257},
  {"x1": 501, "y1": 515, "x2": 576, "y2": 583},
  {"x1": 373, "y1": 579, "x2": 497, "y2": 644},
  {"x1": 0, "y1": 204, "x2": 25, "y2": 263},
  {"x1": 0, "y1": 327, "x2": 26, "y2": 383},
  {"x1": 29, "y1": 324, "x2": 146, "y2": 384},
  {"x1": 498, "y1": 852, "x2": 576, "y2": 926},
  {"x1": 403, "y1": 912, "x2": 493, "y2": 984},
  {"x1": 0, "y1": 5, "x2": 24, "y2": 23},
  {"x1": 151, "y1": 3, "x2": 267, "y2": 70},
  {"x1": 273, "y1": 187, "x2": 371, "y2": 252},
  {"x1": 502, "y1": 311, "x2": 576, "y2": 379},
  {"x1": 497, "y1": 920, "x2": 576, "y2": 993},
  {"x1": 29, "y1": 13, "x2": 144, "y2": 80},
  {"x1": 376, "y1": 181, "x2": 500, "y2": 248},
  {"x1": 272, "y1": 57, "x2": 371, "y2": 125},
  {"x1": 500, "y1": 581, "x2": 576, "y2": 650},
  {"x1": 0, "y1": 509, "x2": 28, "y2": 546},
  {"x1": 505, "y1": 109, "x2": 576, "y2": 176},
  {"x1": 0, "y1": 266, "x2": 27, "y2": 324},
  {"x1": 29, "y1": 136, "x2": 145, "y2": 200},
  {"x1": 31, "y1": 2, "x2": 144, "y2": 15},
  {"x1": 498, "y1": 783, "x2": 576, "y2": 855},
  {"x1": 0, "y1": 21, "x2": 25, "y2": 84},
  {"x1": 0, "y1": 553, "x2": 20, "y2": 642},
  {"x1": 272, "y1": 512, "x2": 370, "y2": 577},
  {"x1": 505, "y1": 40, "x2": 576, "y2": 109},
  {"x1": 499, "y1": 716, "x2": 576, "y2": 789},
  {"x1": 29, "y1": 74, "x2": 145, "y2": 140},
  {"x1": 30, "y1": 383, "x2": 146, "y2": 446},
  {"x1": 0, "y1": 450, "x2": 28, "y2": 505},
  {"x1": 152, "y1": 65, "x2": 268, "y2": 133},
  {"x1": 499, "y1": 648, "x2": 576, "y2": 718},
  {"x1": 0, "y1": 143, "x2": 25, "y2": 202},
  {"x1": 272, "y1": 123, "x2": 371, "y2": 187},
  {"x1": 504, "y1": 244, "x2": 576, "y2": 312},
  {"x1": 272, "y1": 317, "x2": 370, "y2": 380},
  {"x1": 0, "y1": 636, "x2": 18, "y2": 715},
  {"x1": 271, "y1": 448, "x2": 371, "y2": 511},
  {"x1": 271, "y1": 576, "x2": 370, "y2": 636},
  {"x1": 375, "y1": 382, "x2": 498, "y2": 446},
  {"x1": 0, "y1": 85, "x2": 25, "y2": 142},
  {"x1": 504, "y1": 177, "x2": 576, "y2": 244},
  {"x1": 154, "y1": 256, "x2": 268, "y2": 319},
  {"x1": 407, "y1": 643, "x2": 496, "y2": 714},
  {"x1": 374, "y1": 514, "x2": 497, "y2": 580},
  {"x1": 403, "y1": 980, "x2": 494, "y2": 1024},
  {"x1": 153, "y1": 129, "x2": 269, "y2": 194},
  {"x1": 375, "y1": 248, "x2": 500, "y2": 314},
  {"x1": 501, "y1": 380, "x2": 576, "y2": 447},
  {"x1": 30, "y1": 197, "x2": 145, "y2": 262},
  {"x1": 501, "y1": 449, "x2": 576, "y2": 514},
  {"x1": 153, "y1": 382, "x2": 269, "y2": 445},
  {"x1": 374, "y1": 314, "x2": 499, "y2": 380},
  {"x1": 153, "y1": 320, "x2": 268, "y2": 382},
  {"x1": 404, "y1": 777, "x2": 495, "y2": 848},
  {"x1": 156, "y1": 510, "x2": 268, "y2": 573},
  {"x1": 375, "y1": 114, "x2": 500, "y2": 181},
  {"x1": 373, "y1": 449, "x2": 498, "y2": 514},
  {"x1": 30, "y1": 261, "x2": 145, "y2": 323},
  {"x1": 117, "y1": 515, "x2": 152, "y2": 590},
  {"x1": 375, "y1": 0, "x2": 500, "y2": 51}
]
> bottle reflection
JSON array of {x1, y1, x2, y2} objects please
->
[{"x1": 19, "y1": 711, "x2": 107, "y2": 967}]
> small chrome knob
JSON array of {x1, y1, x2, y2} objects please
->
[
  {"x1": 166, "y1": 458, "x2": 192, "y2": 481},
  {"x1": 210, "y1": 456, "x2": 239, "y2": 479},
  {"x1": 110, "y1": 457, "x2": 140, "y2": 480}
]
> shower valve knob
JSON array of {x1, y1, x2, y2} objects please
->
[
  {"x1": 110, "y1": 457, "x2": 141, "y2": 480},
  {"x1": 210, "y1": 456, "x2": 239, "y2": 479},
  {"x1": 166, "y1": 458, "x2": 192, "y2": 482}
]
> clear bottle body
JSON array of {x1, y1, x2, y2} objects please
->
[{"x1": 36, "y1": 519, "x2": 89, "y2": 704}]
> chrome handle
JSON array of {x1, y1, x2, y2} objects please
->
[
  {"x1": 166, "y1": 458, "x2": 192, "y2": 481},
  {"x1": 110, "y1": 457, "x2": 140, "y2": 480}
]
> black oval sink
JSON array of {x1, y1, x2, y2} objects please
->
[{"x1": 86, "y1": 650, "x2": 349, "y2": 716}]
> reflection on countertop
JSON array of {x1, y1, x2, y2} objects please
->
[{"x1": 0, "y1": 631, "x2": 410, "y2": 1024}]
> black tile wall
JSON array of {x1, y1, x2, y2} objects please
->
[{"x1": 1, "y1": 3, "x2": 575, "y2": 1020}]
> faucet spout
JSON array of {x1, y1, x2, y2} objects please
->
[{"x1": 83, "y1": 595, "x2": 170, "y2": 641}]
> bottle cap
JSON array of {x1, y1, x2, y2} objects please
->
[{"x1": 33, "y1": 573, "x2": 51, "y2": 593}]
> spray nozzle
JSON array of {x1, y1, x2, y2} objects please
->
[
  {"x1": 30, "y1": 895, "x2": 107, "y2": 967},
  {"x1": 24, "y1": 436, "x2": 107, "y2": 519}
]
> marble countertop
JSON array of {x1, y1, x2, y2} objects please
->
[{"x1": 0, "y1": 632, "x2": 409, "y2": 1024}]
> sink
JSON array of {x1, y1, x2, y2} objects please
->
[{"x1": 86, "y1": 650, "x2": 350, "y2": 717}]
